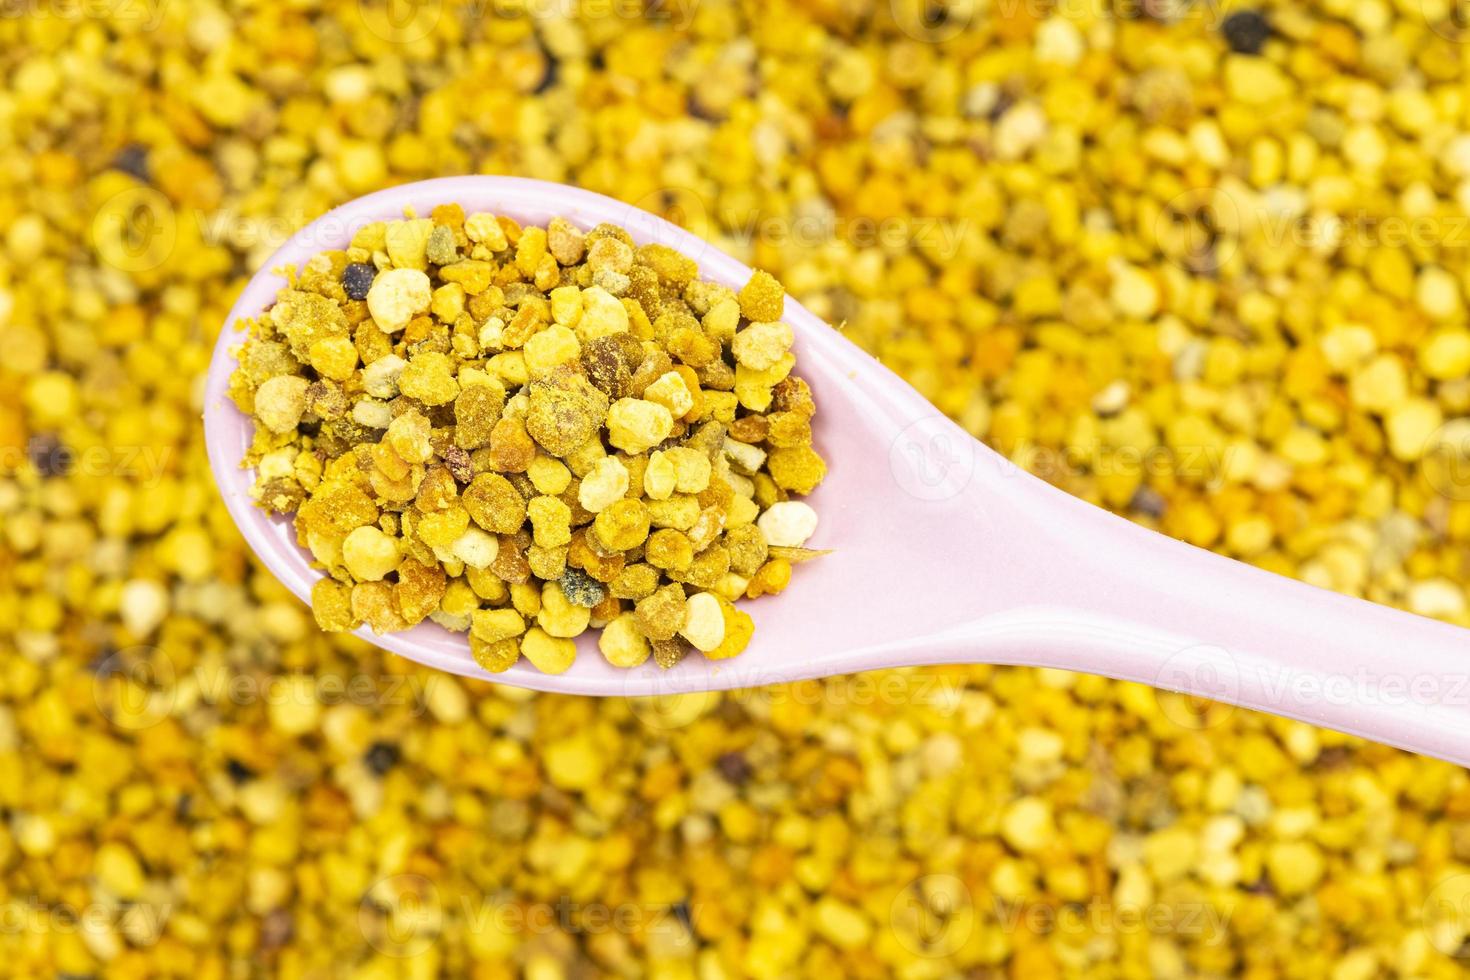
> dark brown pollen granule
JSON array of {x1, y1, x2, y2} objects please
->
[{"x1": 342, "y1": 262, "x2": 377, "y2": 301}]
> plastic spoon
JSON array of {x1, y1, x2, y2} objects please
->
[{"x1": 203, "y1": 176, "x2": 1470, "y2": 766}]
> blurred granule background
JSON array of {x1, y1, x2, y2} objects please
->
[{"x1": 5, "y1": 0, "x2": 1470, "y2": 975}]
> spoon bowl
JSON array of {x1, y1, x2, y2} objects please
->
[{"x1": 206, "y1": 177, "x2": 1470, "y2": 764}]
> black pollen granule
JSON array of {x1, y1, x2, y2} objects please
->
[
  {"x1": 29, "y1": 434, "x2": 70, "y2": 478},
  {"x1": 1128, "y1": 486, "x2": 1167, "y2": 520},
  {"x1": 364, "y1": 740, "x2": 401, "y2": 776},
  {"x1": 671, "y1": 900, "x2": 693, "y2": 931},
  {"x1": 534, "y1": 57, "x2": 559, "y2": 95},
  {"x1": 716, "y1": 751, "x2": 752, "y2": 785},
  {"x1": 1222, "y1": 10, "x2": 1271, "y2": 54},
  {"x1": 342, "y1": 262, "x2": 377, "y2": 301},
  {"x1": 113, "y1": 143, "x2": 151, "y2": 182}
]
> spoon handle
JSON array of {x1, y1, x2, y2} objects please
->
[{"x1": 980, "y1": 467, "x2": 1470, "y2": 766}]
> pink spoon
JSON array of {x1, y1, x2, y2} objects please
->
[{"x1": 204, "y1": 177, "x2": 1470, "y2": 765}]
